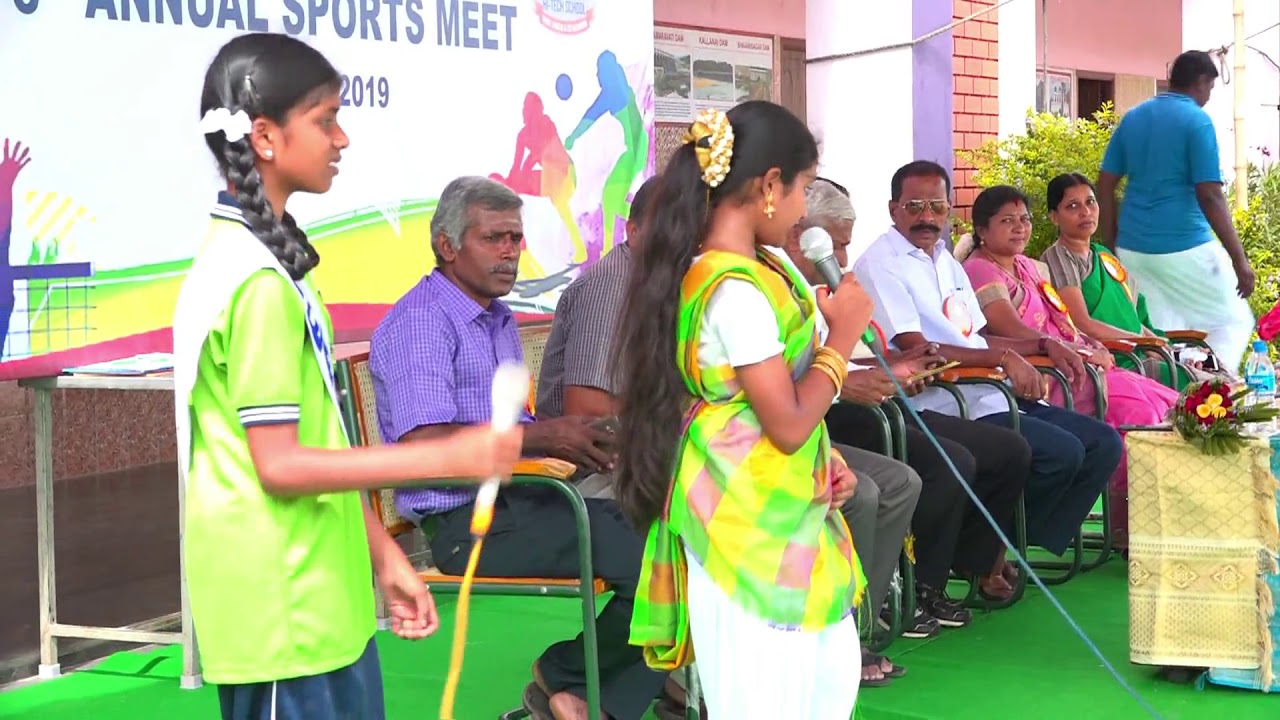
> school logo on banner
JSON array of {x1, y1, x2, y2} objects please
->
[{"x1": 535, "y1": 0, "x2": 595, "y2": 34}]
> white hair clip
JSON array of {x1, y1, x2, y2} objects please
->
[{"x1": 199, "y1": 107, "x2": 252, "y2": 140}]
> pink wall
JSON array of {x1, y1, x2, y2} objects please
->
[
  {"x1": 653, "y1": 0, "x2": 805, "y2": 39},
  {"x1": 1035, "y1": 0, "x2": 1182, "y2": 78}
]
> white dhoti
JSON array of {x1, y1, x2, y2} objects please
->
[
  {"x1": 1118, "y1": 242, "x2": 1255, "y2": 372},
  {"x1": 684, "y1": 548, "x2": 861, "y2": 719}
]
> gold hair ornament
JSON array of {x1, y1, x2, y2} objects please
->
[{"x1": 683, "y1": 109, "x2": 735, "y2": 188}]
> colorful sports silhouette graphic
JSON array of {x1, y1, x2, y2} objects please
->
[
  {"x1": 564, "y1": 50, "x2": 649, "y2": 257},
  {"x1": 491, "y1": 92, "x2": 583, "y2": 268},
  {"x1": 0, "y1": 139, "x2": 92, "y2": 360}
]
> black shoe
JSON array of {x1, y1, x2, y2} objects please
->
[
  {"x1": 917, "y1": 584, "x2": 972, "y2": 628},
  {"x1": 521, "y1": 683, "x2": 554, "y2": 720},
  {"x1": 880, "y1": 604, "x2": 940, "y2": 639}
]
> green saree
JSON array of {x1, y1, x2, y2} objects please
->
[{"x1": 1077, "y1": 242, "x2": 1191, "y2": 388}]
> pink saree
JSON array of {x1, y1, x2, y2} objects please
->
[{"x1": 964, "y1": 254, "x2": 1180, "y2": 548}]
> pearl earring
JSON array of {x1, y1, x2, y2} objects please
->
[{"x1": 264, "y1": 149, "x2": 273, "y2": 159}]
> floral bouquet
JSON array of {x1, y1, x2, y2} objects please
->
[{"x1": 1171, "y1": 379, "x2": 1279, "y2": 455}]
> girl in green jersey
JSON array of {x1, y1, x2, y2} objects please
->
[{"x1": 176, "y1": 33, "x2": 521, "y2": 720}]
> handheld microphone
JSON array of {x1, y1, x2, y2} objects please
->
[
  {"x1": 799, "y1": 226, "x2": 876, "y2": 347},
  {"x1": 471, "y1": 362, "x2": 530, "y2": 536}
]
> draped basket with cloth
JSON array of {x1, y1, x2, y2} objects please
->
[
  {"x1": 1127, "y1": 431, "x2": 1278, "y2": 688},
  {"x1": 1204, "y1": 434, "x2": 1280, "y2": 692}
]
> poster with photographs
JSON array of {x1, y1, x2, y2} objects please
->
[
  {"x1": 1036, "y1": 68, "x2": 1076, "y2": 119},
  {"x1": 654, "y1": 26, "x2": 774, "y2": 123}
]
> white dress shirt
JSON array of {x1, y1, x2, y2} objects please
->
[{"x1": 852, "y1": 227, "x2": 1013, "y2": 420}]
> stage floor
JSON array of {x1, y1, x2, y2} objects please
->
[{"x1": 0, "y1": 560, "x2": 1275, "y2": 719}]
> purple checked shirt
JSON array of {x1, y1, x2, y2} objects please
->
[{"x1": 369, "y1": 271, "x2": 532, "y2": 520}]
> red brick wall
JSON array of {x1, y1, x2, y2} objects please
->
[
  {"x1": 952, "y1": 0, "x2": 1000, "y2": 219},
  {"x1": 0, "y1": 381, "x2": 176, "y2": 490}
]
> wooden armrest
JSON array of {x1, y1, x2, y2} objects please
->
[
  {"x1": 513, "y1": 458, "x2": 577, "y2": 480},
  {"x1": 1130, "y1": 336, "x2": 1168, "y2": 348},
  {"x1": 385, "y1": 520, "x2": 416, "y2": 538},
  {"x1": 1164, "y1": 329, "x2": 1208, "y2": 342},
  {"x1": 939, "y1": 366, "x2": 1007, "y2": 382},
  {"x1": 420, "y1": 570, "x2": 610, "y2": 594},
  {"x1": 1102, "y1": 339, "x2": 1138, "y2": 353}
]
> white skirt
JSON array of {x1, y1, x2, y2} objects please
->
[
  {"x1": 684, "y1": 548, "x2": 860, "y2": 719},
  {"x1": 1117, "y1": 243, "x2": 1255, "y2": 372}
]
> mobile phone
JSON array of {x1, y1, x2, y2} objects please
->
[{"x1": 906, "y1": 360, "x2": 961, "y2": 383}]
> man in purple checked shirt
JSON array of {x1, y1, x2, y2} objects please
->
[{"x1": 369, "y1": 176, "x2": 671, "y2": 720}]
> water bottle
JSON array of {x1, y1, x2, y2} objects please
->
[{"x1": 1243, "y1": 339, "x2": 1277, "y2": 435}]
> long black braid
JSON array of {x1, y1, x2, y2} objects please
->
[
  {"x1": 201, "y1": 34, "x2": 337, "y2": 280},
  {"x1": 220, "y1": 119, "x2": 318, "y2": 279}
]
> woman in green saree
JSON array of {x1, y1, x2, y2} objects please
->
[{"x1": 1039, "y1": 173, "x2": 1215, "y2": 389}]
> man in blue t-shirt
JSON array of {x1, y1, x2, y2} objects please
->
[{"x1": 1097, "y1": 50, "x2": 1256, "y2": 372}]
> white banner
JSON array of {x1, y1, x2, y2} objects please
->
[
  {"x1": 0, "y1": 0, "x2": 655, "y2": 379},
  {"x1": 654, "y1": 24, "x2": 773, "y2": 123}
]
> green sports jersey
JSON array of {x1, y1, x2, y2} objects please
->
[{"x1": 182, "y1": 216, "x2": 374, "y2": 684}]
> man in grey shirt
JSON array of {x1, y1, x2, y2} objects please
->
[
  {"x1": 536, "y1": 178, "x2": 658, "y2": 421},
  {"x1": 538, "y1": 176, "x2": 924, "y2": 688}
]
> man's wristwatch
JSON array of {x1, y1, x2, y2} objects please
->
[{"x1": 1038, "y1": 337, "x2": 1050, "y2": 355}]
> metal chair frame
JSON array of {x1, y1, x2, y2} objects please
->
[{"x1": 339, "y1": 352, "x2": 605, "y2": 719}]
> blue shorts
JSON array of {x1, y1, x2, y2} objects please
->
[{"x1": 217, "y1": 637, "x2": 384, "y2": 720}]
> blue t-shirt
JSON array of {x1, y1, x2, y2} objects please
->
[{"x1": 1101, "y1": 92, "x2": 1222, "y2": 255}]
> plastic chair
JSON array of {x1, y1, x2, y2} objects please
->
[{"x1": 1104, "y1": 330, "x2": 1219, "y2": 390}]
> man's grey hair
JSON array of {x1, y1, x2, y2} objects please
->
[
  {"x1": 804, "y1": 179, "x2": 856, "y2": 225},
  {"x1": 431, "y1": 176, "x2": 523, "y2": 257}
]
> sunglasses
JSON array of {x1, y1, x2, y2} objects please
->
[{"x1": 898, "y1": 199, "x2": 951, "y2": 217}]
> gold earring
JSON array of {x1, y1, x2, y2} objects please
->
[{"x1": 764, "y1": 187, "x2": 775, "y2": 219}]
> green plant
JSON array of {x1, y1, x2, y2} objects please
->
[
  {"x1": 960, "y1": 104, "x2": 1119, "y2": 258},
  {"x1": 1227, "y1": 162, "x2": 1280, "y2": 325},
  {"x1": 964, "y1": 107, "x2": 1280, "y2": 347}
]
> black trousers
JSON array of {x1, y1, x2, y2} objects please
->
[
  {"x1": 825, "y1": 405, "x2": 1030, "y2": 589},
  {"x1": 430, "y1": 486, "x2": 666, "y2": 720}
]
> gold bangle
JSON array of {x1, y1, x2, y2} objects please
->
[
  {"x1": 813, "y1": 354, "x2": 848, "y2": 388},
  {"x1": 815, "y1": 345, "x2": 848, "y2": 368},
  {"x1": 815, "y1": 347, "x2": 849, "y2": 378},
  {"x1": 813, "y1": 362, "x2": 843, "y2": 393}
]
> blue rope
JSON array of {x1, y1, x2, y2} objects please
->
[{"x1": 865, "y1": 347, "x2": 1165, "y2": 719}]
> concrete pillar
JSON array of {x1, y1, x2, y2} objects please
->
[
  {"x1": 997, "y1": 0, "x2": 1036, "y2": 138},
  {"x1": 807, "y1": 0, "x2": 924, "y2": 259}
]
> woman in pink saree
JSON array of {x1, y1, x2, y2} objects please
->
[{"x1": 959, "y1": 185, "x2": 1178, "y2": 549}]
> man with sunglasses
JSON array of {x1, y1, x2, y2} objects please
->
[
  {"x1": 793, "y1": 179, "x2": 1033, "y2": 619},
  {"x1": 853, "y1": 161, "x2": 1122, "y2": 593}
]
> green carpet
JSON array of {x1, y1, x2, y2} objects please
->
[{"x1": 0, "y1": 561, "x2": 1275, "y2": 719}]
